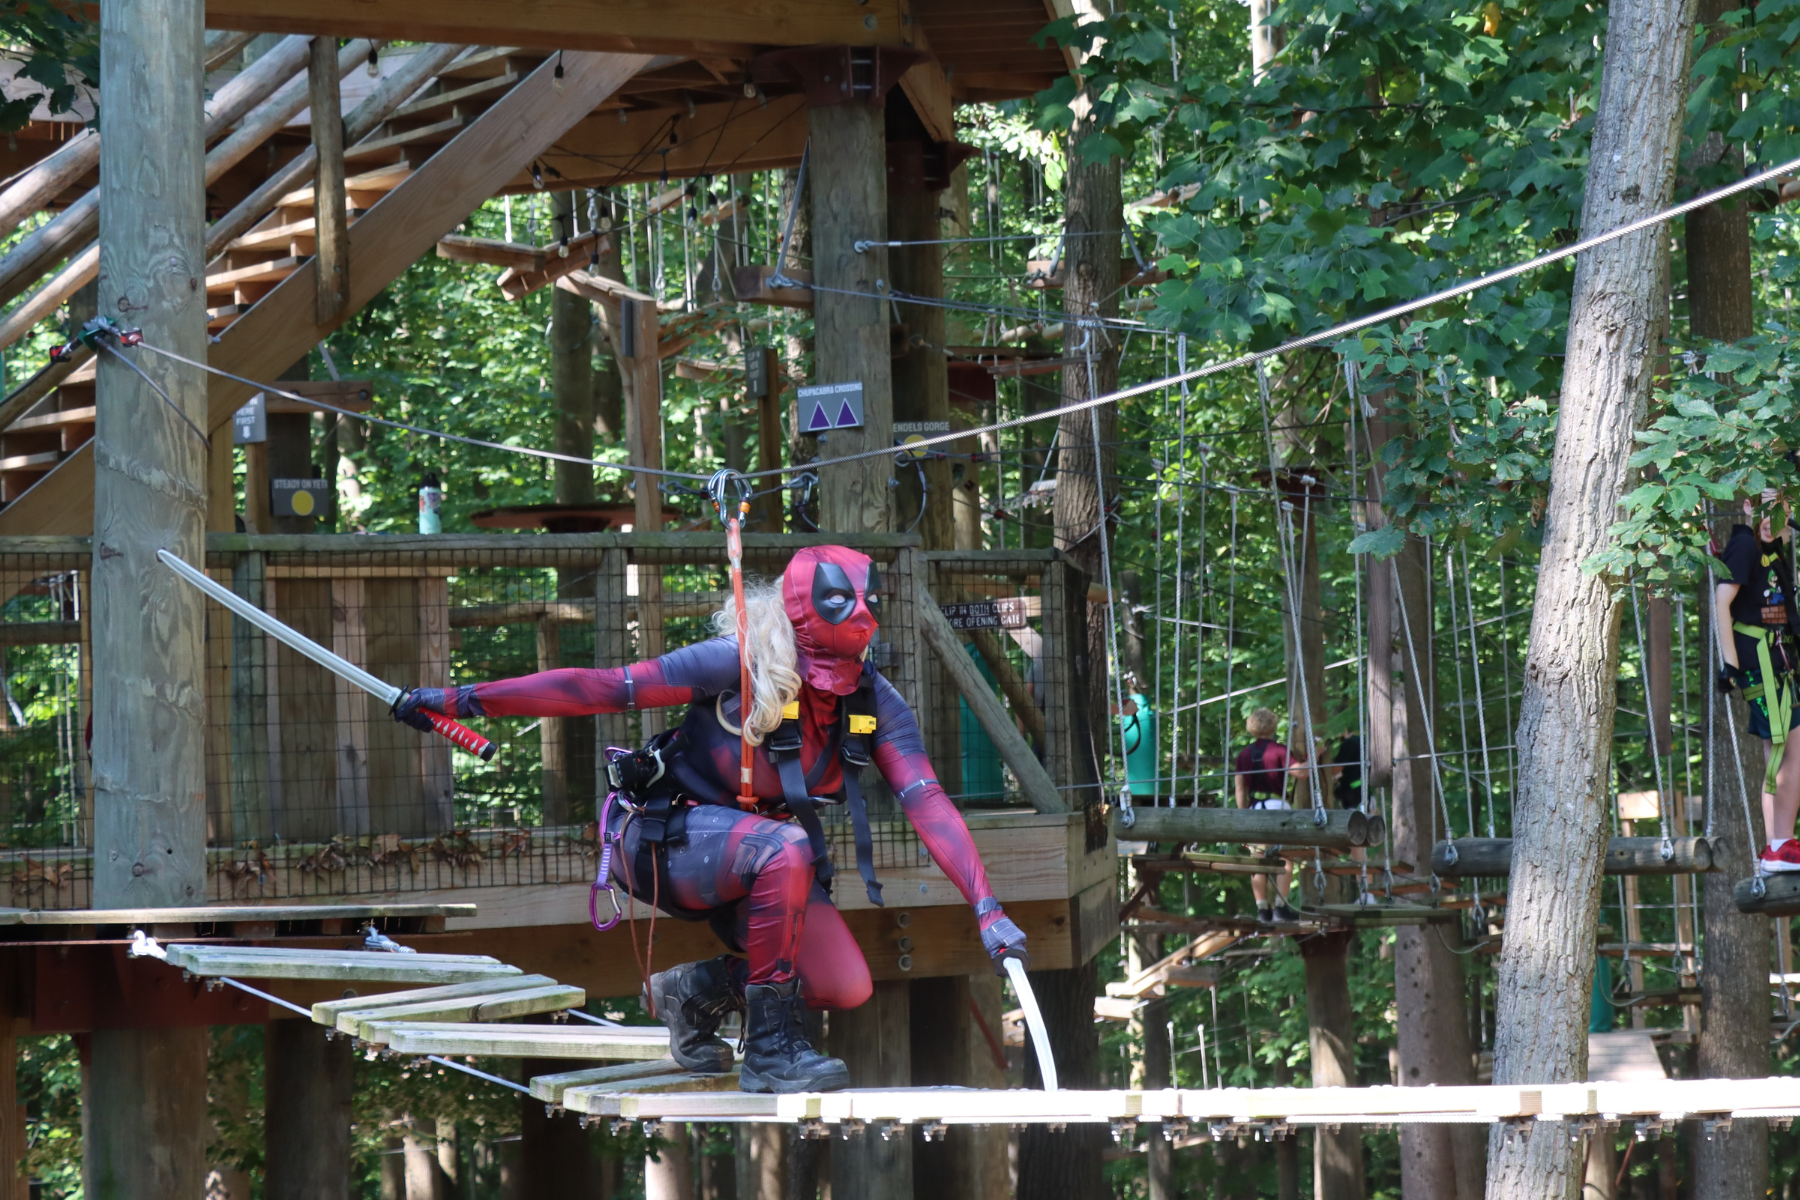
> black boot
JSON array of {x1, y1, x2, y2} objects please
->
[
  {"x1": 648, "y1": 956, "x2": 741, "y2": 1074},
  {"x1": 738, "y1": 979, "x2": 849, "y2": 1094}
]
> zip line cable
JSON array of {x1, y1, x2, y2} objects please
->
[{"x1": 110, "y1": 147, "x2": 1800, "y2": 499}]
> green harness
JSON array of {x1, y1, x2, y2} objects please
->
[{"x1": 1735, "y1": 620, "x2": 1796, "y2": 791}]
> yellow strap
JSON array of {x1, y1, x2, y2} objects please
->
[{"x1": 1736, "y1": 623, "x2": 1792, "y2": 790}]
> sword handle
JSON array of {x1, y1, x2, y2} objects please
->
[{"x1": 425, "y1": 710, "x2": 497, "y2": 761}]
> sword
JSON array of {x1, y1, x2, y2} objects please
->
[
  {"x1": 157, "y1": 548, "x2": 496, "y2": 762},
  {"x1": 1004, "y1": 956, "x2": 1058, "y2": 1092}
]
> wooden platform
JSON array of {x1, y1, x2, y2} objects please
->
[
  {"x1": 563, "y1": 1076, "x2": 1800, "y2": 1127},
  {"x1": 0, "y1": 901, "x2": 474, "y2": 933}
]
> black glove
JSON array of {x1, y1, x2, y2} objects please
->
[
  {"x1": 391, "y1": 687, "x2": 449, "y2": 731},
  {"x1": 1718, "y1": 664, "x2": 1745, "y2": 695},
  {"x1": 980, "y1": 912, "x2": 1029, "y2": 975}
]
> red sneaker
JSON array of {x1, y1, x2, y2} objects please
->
[{"x1": 1761, "y1": 842, "x2": 1800, "y2": 874}]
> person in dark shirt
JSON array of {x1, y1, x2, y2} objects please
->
[
  {"x1": 1330, "y1": 734, "x2": 1364, "y2": 811},
  {"x1": 1716, "y1": 488, "x2": 1800, "y2": 872},
  {"x1": 1234, "y1": 707, "x2": 1304, "y2": 921}
]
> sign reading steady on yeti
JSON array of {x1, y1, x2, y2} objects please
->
[{"x1": 798, "y1": 380, "x2": 865, "y2": 432}]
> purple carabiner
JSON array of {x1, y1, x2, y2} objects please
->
[{"x1": 589, "y1": 789, "x2": 625, "y2": 932}]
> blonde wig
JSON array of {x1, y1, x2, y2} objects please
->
[{"x1": 711, "y1": 581, "x2": 802, "y2": 745}]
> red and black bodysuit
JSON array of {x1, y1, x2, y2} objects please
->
[{"x1": 400, "y1": 547, "x2": 1025, "y2": 1009}]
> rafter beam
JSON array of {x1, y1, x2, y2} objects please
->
[{"x1": 202, "y1": 0, "x2": 919, "y2": 57}]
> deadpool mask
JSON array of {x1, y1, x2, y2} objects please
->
[{"x1": 782, "y1": 546, "x2": 882, "y2": 694}]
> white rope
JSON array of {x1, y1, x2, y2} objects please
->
[
  {"x1": 1081, "y1": 324, "x2": 1133, "y2": 818},
  {"x1": 1627, "y1": 579, "x2": 1675, "y2": 850},
  {"x1": 1460, "y1": 543, "x2": 1499, "y2": 838},
  {"x1": 1168, "y1": 332, "x2": 1190, "y2": 806}
]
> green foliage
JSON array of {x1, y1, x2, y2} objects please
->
[
  {"x1": 1592, "y1": 330, "x2": 1800, "y2": 587},
  {"x1": 0, "y1": 2, "x2": 97, "y2": 131}
]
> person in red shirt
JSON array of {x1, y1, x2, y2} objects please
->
[
  {"x1": 392, "y1": 547, "x2": 1026, "y2": 1093},
  {"x1": 1234, "y1": 707, "x2": 1306, "y2": 921}
]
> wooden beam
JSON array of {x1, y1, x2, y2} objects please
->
[
  {"x1": 0, "y1": 50, "x2": 652, "y2": 539},
  {"x1": 1433, "y1": 837, "x2": 1716, "y2": 878},
  {"x1": 541, "y1": 94, "x2": 808, "y2": 188},
  {"x1": 199, "y1": 0, "x2": 913, "y2": 57},
  {"x1": 915, "y1": 581, "x2": 1065, "y2": 814},
  {"x1": 310, "y1": 35, "x2": 349, "y2": 323},
  {"x1": 898, "y1": 58, "x2": 956, "y2": 144}
]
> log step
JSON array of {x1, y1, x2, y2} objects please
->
[
  {"x1": 1434, "y1": 837, "x2": 1715, "y2": 878},
  {"x1": 162, "y1": 944, "x2": 522, "y2": 983},
  {"x1": 1113, "y1": 806, "x2": 1381, "y2": 850},
  {"x1": 1734, "y1": 870, "x2": 1800, "y2": 914}
]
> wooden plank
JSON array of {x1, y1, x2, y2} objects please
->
[
  {"x1": 436, "y1": 232, "x2": 546, "y2": 272},
  {"x1": 345, "y1": 115, "x2": 468, "y2": 164},
  {"x1": 338, "y1": 984, "x2": 587, "y2": 1036},
  {"x1": 162, "y1": 945, "x2": 520, "y2": 982},
  {"x1": 730, "y1": 263, "x2": 813, "y2": 309},
  {"x1": 529, "y1": 1057, "x2": 684, "y2": 1104},
  {"x1": 387, "y1": 71, "x2": 519, "y2": 123},
  {"x1": 562, "y1": 1070, "x2": 743, "y2": 1113},
  {"x1": 310, "y1": 973, "x2": 559, "y2": 1023},
  {"x1": 495, "y1": 230, "x2": 609, "y2": 299},
  {"x1": 915, "y1": 580, "x2": 1064, "y2": 813},
  {"x1": 365, "y1": 1021, "x2": 670, "y2": 1060},
  {"x1": 0, "y1": 901, "x2": 476, "y2": 926}
]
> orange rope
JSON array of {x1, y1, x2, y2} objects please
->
[
  {"x1": 619, "y1": 811, "x2": 658, "y2": 1018},
  {"x1": 727, "y1": 500, "x2": 756, "y2": 809}
]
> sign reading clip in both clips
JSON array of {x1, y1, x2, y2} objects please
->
[
  {"x1": 272, "y1": 478, "x2": 331, "y2": 518},
  {"x1": 798, "y1": 380, "x2": 865, "y2": 432}
]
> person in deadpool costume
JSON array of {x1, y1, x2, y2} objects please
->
[{"x1": 392, "y1": 546, "x2": 1029, "y2": 1093}]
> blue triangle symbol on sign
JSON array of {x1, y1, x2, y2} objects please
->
[
  {"x1": 835, "y1": 400, "x2": 858, "y2": 427},
  {"x1": 806, "y1": 400, "x2": 831, "y2": 431}
]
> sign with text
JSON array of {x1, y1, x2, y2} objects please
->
[
  {"x1": 272, "y1": 478, "x2": 330, "y2": 518},
  {"x1": 894, "y1": 419, "x2": 950, "y2": 459},
  {"x1": 938, "y1": 598, "x2": 1032, "y2": 631},
  {"x1": 232, "y1": 394, "x2": 266, "y2": 444},
  {"x1": 798, "y1": 380, "x2": 864, "y2": 432}
]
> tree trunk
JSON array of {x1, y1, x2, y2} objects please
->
[
  {"x1": 1051, "y1": 95, "x2": 1123, "y2": 746},
  {"x1": 1685, "y1": 8, "x2": 1771, "y2": 1196},
  {"x1": 1302, "y1": 931, "x2": 1366, "y2": 1200},
  {"x1": 830, "y1": 981, "x2": 911, "y2": 1200},
  {"x1": 551, "y1": 191, "x2": 597, "y2": 506},
  {"x1": 265, "y1": 1019, "x2": 354, "y2": 1200},
  {"x1": 520, "y1": 1058, "x2": 612, "y2": 1198},
  {"x1": 647, "y1": 1123, "x2": 696, "y2": 1200},
  {"x1": 1485, "y1": 3, "x2": 1697, "y2": 1198},
  {"x1": 1016, "y1": 959, "x2": 1105, "y2": 1200}
]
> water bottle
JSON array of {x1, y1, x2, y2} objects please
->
[{"x1": 418, "y1": 472, "x2": 442, "y2": 534}]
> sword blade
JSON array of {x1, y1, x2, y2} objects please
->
[
  {"x1": 156, "y1": 548, "x2": 402, "y2": 707},
  {"x1": 1004, "y1": 955, "x2": 1058, "y2": 1092}
]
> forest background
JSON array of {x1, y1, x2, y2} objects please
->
[{"x1": 9, "y1": 0, "x2": 1800, "y2": 1195}]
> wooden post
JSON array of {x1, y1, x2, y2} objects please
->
[
  {"x1": 0, "y1": 1027, "x2": 21, "y2": 1200},
  {"x1": 622, "y1": 296, "x2": 666, "y2": 737},
  {"x1": 229, "y1": 552, "x2": 271, "y2": 844},
  {"x1": 538, "y1": 615, "x2": 567, "y2": 824},
  {"x1": 521, "y1": 1056, "x2": 612, "y2": 1198},
  {"x1": 594, "y1": 548, "x2": 633, "y2": 755},
  {"x1": 264, "y1": 1018, "x2": 353, "y2": 1200},
  {"x1": 911, "y1": 973, "x2": 1009, "y2": 1200},
  {"x1": 85, "y1": 8, "x2": 216, "y2": 1181},
  {"x1": 310, "y1": 36, "x2": 348, "y2": 325},
  {"x1": 754, "y1": 346, "x2": 784, "y2": 532},
  {"x1": 272, "y1": 579, "x2": 337, "y2": 841},
  {"x1": 829, "y1": 979, "x2": 911, "y2": 1200},
  {"x1": 418, "y1": 577, "x2": 453, "y2": 830},
  {"x1": 331, "y1": 577, "x2": 370, "y2": 836},
  {"x1": 887, "y1": 144, "x2": 952, "y2": 552},
  {"x1": 809, "y1": 81, "x2": 893, "y2": 536}
]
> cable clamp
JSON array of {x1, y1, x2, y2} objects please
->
[
  {"x1": 1117, "y1": 784, "x2": 1135, "y2": 828},
  {"x1": 1311, "y1": 805, "x2": 1327, "y2": 829},
  {"x1": 1659, "y1": 836, "x2": 1674, "y2": 862},
  {"x1": 127, "y1": 930, "x2": 167, "y2": 960}
]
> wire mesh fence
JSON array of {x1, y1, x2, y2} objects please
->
[{"x1": 0, "y1": 536, "x2": 1075, "y2": 908}]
